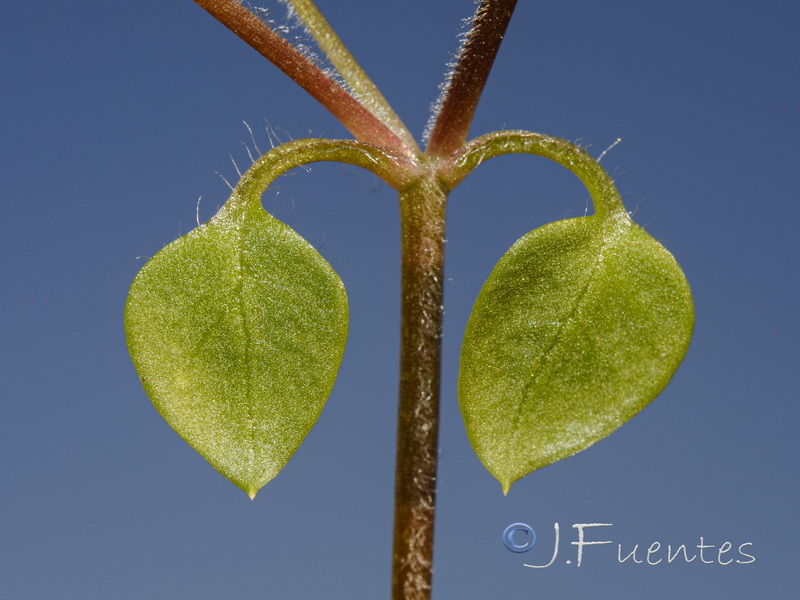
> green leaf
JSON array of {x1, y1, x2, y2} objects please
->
[
  {"x1": 458, "y1": 212, "x2": 693, "y2": 493},
  {"x1": 125, "y1": 193, "x2": 347, "y2": 499}
]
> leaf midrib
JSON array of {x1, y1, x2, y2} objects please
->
[
  {"x1": 233, "y1": 216, "x2": 257, "y2": 480},
  {"x1": 504, "y1": 220, "x2": 621, "y2": 473}
]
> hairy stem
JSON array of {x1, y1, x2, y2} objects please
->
[
  {"x1": 426, "y1": 0, "x2": 518, "y2": 158},
  {"x1": 392, "y1": 174, "x2": 448, "y2": 600},
  {"x1": 287, "y1": 0, "x2": 419, "y2": 154},
  {"x1": 193, "y1": 0, "x2": 406, "y2": 150}
]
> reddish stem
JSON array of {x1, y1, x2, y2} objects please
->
[
  {"x1": 392, "y1": 174, "x2": 447, "y2": 600},
  {"x1": 193, "y1": 0, "x2": 408, "y2": 151},
  {"x1": 426, "y1": 0, "x2": 518, "y2": 158}
]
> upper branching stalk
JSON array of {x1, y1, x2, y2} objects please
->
[
  {"x1": 286, "y1": 0, "x2": 420, "y2": 155},
  {"x1": 193, "y1": 0, "x2": 409, "y2": 152},
  {"x1": 425, "y1": 0, "x2": 518, "y2": 158}
]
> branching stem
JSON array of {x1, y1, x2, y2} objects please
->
[
  {"x1": 193, "y1": 0, "x2": 407, "y2": 150},
  {"x1": 287, "y1": 0, "x2": 419, "y2": 154}
]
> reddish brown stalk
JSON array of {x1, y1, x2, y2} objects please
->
[
  {"x1": 392, "y1": 174, "x2": 447, "y2": 600},
  {"x1": 193, "y1": 0, "x2": 408, "y2": 152},
  {"x1": 426, "y1": 0, "x2": 518, "y2": 158}
]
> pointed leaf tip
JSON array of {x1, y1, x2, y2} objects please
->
[
  {"x1": 459, "y1": 214, "x2": 693, "y2": 489},
  {"x1": 125, "y1": 196, "x2": 348, "y2": 494}
]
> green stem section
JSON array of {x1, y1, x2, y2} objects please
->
[
  {"x1": 287, "y1": 0, "x2": 419, "y2": 155},
  {"x1": 442, "y1": 130, "x2": 626, "y2": 219},
  {"x1": 392, "y1": 174, "x2": 448, "y2": 600}
]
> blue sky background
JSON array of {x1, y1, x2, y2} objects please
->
[{"x1": 2, "y1": 0, "x2": 798, "y2": 597}]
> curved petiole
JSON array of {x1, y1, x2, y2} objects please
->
[
  {"x1": 231, "y1": 138, "x2": 415, "y2": 205},
  {"x1": 441, "y1": 130, "x2": 627, "y2": 219}
]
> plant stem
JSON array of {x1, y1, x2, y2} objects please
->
[
  {"x1": 426, "y1": 0, "x2": 518, "y2": 158},
  {"x1": 193, "y1": 0, "x2": 406, "y2": 150},
  {"x1": 392, "y1": 173, "x2": 448, "y2": 600},
  {"x1": 287, "y1": 0, "x2": 420, "y2": 155}
]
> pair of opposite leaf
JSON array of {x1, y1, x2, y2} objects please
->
[{"x1": 125, "y1": 135, "x2": 693, "y2": 499}]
